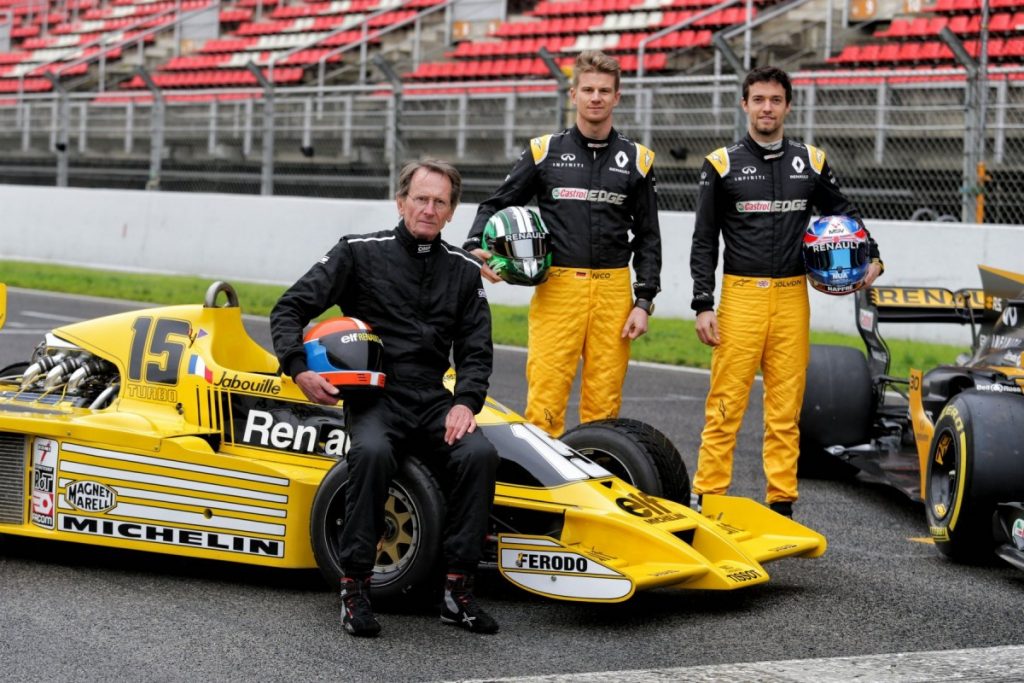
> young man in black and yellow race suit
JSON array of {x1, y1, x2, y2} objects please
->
[
  {"x1": 689, "y1": 66, "x2": 883, "y2": 518},
  {"x1": 464, "y1": 50, "x2": 661, "y2": 437}
]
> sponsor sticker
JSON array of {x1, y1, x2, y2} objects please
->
[
  {"x1": 615, "y1": 491, "x2": 687, "y2": 525},
  {"x1": 66, "y1": 480, "x2": 117, "y2": 513},
  {"x1": 615, "y1": 151, "x2": 628, "y2": 167},
  {"x1": 735, "y1": 199, "x2": 809, "y2": 213},
  {"x1": 1013, "y1": 518, "x2": 1024, "y2": 550},
  {"x1": 31, "y1": 438, "x2": 57, "y2": 529},
  {"x1": 551, "y1": 187, "x2": 627, "y2": 205},
  {"x1": 59, "y1": 514, "x2": 284, "y2": 557},
  {"x1": 859, "y1": 309, "x2": 875, "y2": 331}
]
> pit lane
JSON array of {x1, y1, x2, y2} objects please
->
[{"x1": 2, "y1": 288, "x2": 1023, "y2": 682}]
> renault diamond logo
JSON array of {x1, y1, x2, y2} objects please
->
[
  {"x1": 792, "y1": 157, "x2": 805, "y2": 173},
  {"x1": 615, "y1": 151, "x2": 628, "y2": 167}
]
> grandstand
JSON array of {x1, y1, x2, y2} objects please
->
[{"x1": 0, "y1": 0, "x2": 1020, "y2": 223}]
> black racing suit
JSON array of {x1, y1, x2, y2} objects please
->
[
  {"x1": 271, "y1": 222, "x2": 498, "y2": 575},
  {"x1": 689, "y1": 134, "x2": 881, "y2": 505},
  {"x1": 464, "y1": 125, "x2": 661, "y2": 435},
  {"x1": 690, "y1": 134, "x2": 878, "y2": 312}
]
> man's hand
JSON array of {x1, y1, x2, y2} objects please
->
[
  {"x1": 444, "y1": 403, "x2": 477, "y2": 445},
  {"x1": 621, "y1": 307, "x2": 649, "y2": 340},
  {"x1": 694, "y1": 310, "x2": 720, "y2": 347},
  {"x1": 470, "y1": 248, "x2": 501, "y2": 284},
  {"x1": 295, "y1": 370, "x2": 340, "y2": 405},
  {"x1": 863, "y1": 261, "x2": 883, "y2": 289}
]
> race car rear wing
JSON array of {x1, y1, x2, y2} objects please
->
[{"x1": 854, "y1": 285, "x2": 996, "y2": 380}]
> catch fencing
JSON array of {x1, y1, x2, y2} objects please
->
[{"x1": 0, "y1": 67, "x2": 1021, "y2": 224}]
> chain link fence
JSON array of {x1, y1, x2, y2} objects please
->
[{"x1": 0, "y1": 70, "x2": 1022, "y2": 224}]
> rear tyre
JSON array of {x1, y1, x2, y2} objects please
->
[
  {"x1": 310, "y1": 457, "x2": 445, "y2": 607},
  {"x1": 925, "y1": 391, "x2": 1024, "y2": 563},
  {"x1": 560, "y1": 418, "x2": 691, "y2": 504},
  {"x1": 798, "y1": 344, "x2": 872, "y2": 478},
  {"x1": 0, "y1": 362, "x2": 28, "y2": 379}
]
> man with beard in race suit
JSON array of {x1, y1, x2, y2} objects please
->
[{"x1": 689, "y1": 66, "x2": 883, "y2": 519}]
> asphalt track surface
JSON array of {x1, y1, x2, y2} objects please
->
[{"x1": 2, "y1": 288, "x2": 1023, "y2": 682}]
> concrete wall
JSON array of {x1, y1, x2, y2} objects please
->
[{"x1": 3, "y1": 184, "x2": 1022, "y2": 345}]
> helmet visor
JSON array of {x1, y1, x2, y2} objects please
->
[
  {"x1": 321, "y1": 333, "x2": 384, "y2": 372},
  {"x1": 491, "y1": 234, "x2": 548, "y2": 260},
  {"x1": 805, "y1": 241, "x2": 869, "y2": 272}
]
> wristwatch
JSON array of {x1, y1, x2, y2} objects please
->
[{"x1": 634, "y1": 298, "x2": 655, "y2": 316}]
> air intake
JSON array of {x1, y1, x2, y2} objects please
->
[{"x1": 0, "y1": 432, "x2": 27, "y2": 524}]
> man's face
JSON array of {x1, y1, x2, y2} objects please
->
[
  {"x1": 742, "y1": 80, "x2": 791, "y2": 140},
  {"x1": 396, "y1": 168, "x2": 454, "y2": 241},
  {"x1": 570, "y1": 71, "x2": 620, "y2": 128}
]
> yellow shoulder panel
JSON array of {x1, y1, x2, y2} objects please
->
[
  {"x1": 705, "y1": 147, "x2": 729, "y2": 177},
  {"x1": 635, "y1": 143, "x2": 655, "y2": 177},
  {"x1": 806, "y1": 144, "x2": 827, "y2": 174},
  {"x1": 530, "y1": 135, "x2": 553, "y2": 164}
]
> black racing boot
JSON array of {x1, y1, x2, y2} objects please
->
[
  {"x1": 769, "y1": 501, "x2": 794, "y2": 518},
  {"x1": 440, "y1": 573, "x2": 499, "y2": 634},
  {"x1": 340, "y1": 575, "x2": 381, "y2": 637}
]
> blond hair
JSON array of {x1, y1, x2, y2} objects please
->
[{"x1": 572, "y1": 50, "x2": 621, "y2": 91}]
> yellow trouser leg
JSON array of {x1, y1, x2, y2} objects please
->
[
  {"x1": 526, "y1": 269, "x2": 588, "y2": 436},
  {"x1": 691, "y1": 277, "x2": 769, "y2": 496},
  {"x1": 761, "y1": 277, "x2": 810, "y2": 504},
  {"x1": 579, "y1": 269, "x2": 633, "y2": 425}
]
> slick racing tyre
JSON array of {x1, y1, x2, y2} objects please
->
[
  {"x1": 925, "y1": 391, "x2": 1024, "y2": 563},
  {"x1": 798, "y1": 344, "x2": 872, "y2": 479},
  {"x1": 560, "y1": 418, "x2": 691, "y2": 504},
  {"x1": 310, "y1": 457, "x2": 445, "y2": 605}
]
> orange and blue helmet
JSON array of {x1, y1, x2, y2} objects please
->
[{"x1": 303, "y1": 317, "x2": 386, "y2": 394}]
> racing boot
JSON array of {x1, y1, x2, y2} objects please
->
[
  {"x1": 340, "y1": 575, "x2": 381, "y2": 637},
  {"x1": 769, "y1": 501, "x2": 794, "y2": 518},
  {"x1": 440, "y1": 573, "x2": 499, "y2": 634}
]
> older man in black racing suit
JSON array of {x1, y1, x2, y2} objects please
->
[
  {"x1": 271, "y1": 159, "x2": 499, "y2": 637},
  {"x1": 690, "y1": 66, "x2": 883, "y2": 519},
  {"x1": 465, "y1": 50, "x2": 660, "y2": 437}
]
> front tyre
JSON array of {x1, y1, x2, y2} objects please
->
[
  {"x1": 560, "y1": 418, "x2": 691, "y2": 504},
  {"x1": 925, "y1": 391, "x2": 1024, "y2": 563},
  {"x1": 310, "y1": 457, "x2": 445, "y2": 605},
  {"x1": 798, "y1": 344, "x2": 872, "y2": 479}
]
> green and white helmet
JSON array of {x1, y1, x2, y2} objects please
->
[{"x1": 481, "y1": 206, "x2": 552, "y2": 287}]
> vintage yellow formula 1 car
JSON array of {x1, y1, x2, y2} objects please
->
[
  {"x1": 0, "y1": 282, "x2": 825, "y2": 604},
  {"x1": 799, "y1": 266, "x2": 1024, "y2": 571}
]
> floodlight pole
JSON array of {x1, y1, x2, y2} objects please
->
[
  {"x1": 136, "y1": 67, "x2": 164, "y2": 190},
  {"x1": 44, "y1": 71, "x2": 69, "y2": 187},
  {"x1": 940, "y1": 27, "x2": 981, "y2": 223},
  {"x1": 372, "y1": 54, "x2": 404, "y2": 199},
  {"x1": 712, "y1": 32, "x2": 747, "y2": 141},
  {"x1": 247, "y1": 62, "x2": 275, "y2": 196},
  {"x1": 538, "y1": 46, "x2": 570, "y2": 129}
]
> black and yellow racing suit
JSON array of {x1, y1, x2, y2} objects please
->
[
  {"x1": 466, "y1": 125, "x2": 661, "y2": 436},
  {"x1": 690, "y1": 134, "x2": 880, "y2": 504}
]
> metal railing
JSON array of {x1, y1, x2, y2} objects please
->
[{"x1": 0, "y1": 68, "x2": 1021, "y2": 224}]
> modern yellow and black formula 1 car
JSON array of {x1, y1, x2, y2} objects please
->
[
  {"x1": 0, "y1": 282, "x2": 825, "y2": 604},
  {"x1": 799, "y1": 266, "x2": 1024, "y2": 570}
]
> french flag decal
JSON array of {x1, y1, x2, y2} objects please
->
[{"x1": 188, "y1": 354, "x2": 213, "y2": 382}]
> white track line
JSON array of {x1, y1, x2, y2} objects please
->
[{"x1": 458, "y1": 644, "x2": 1024, "y2": 683}]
